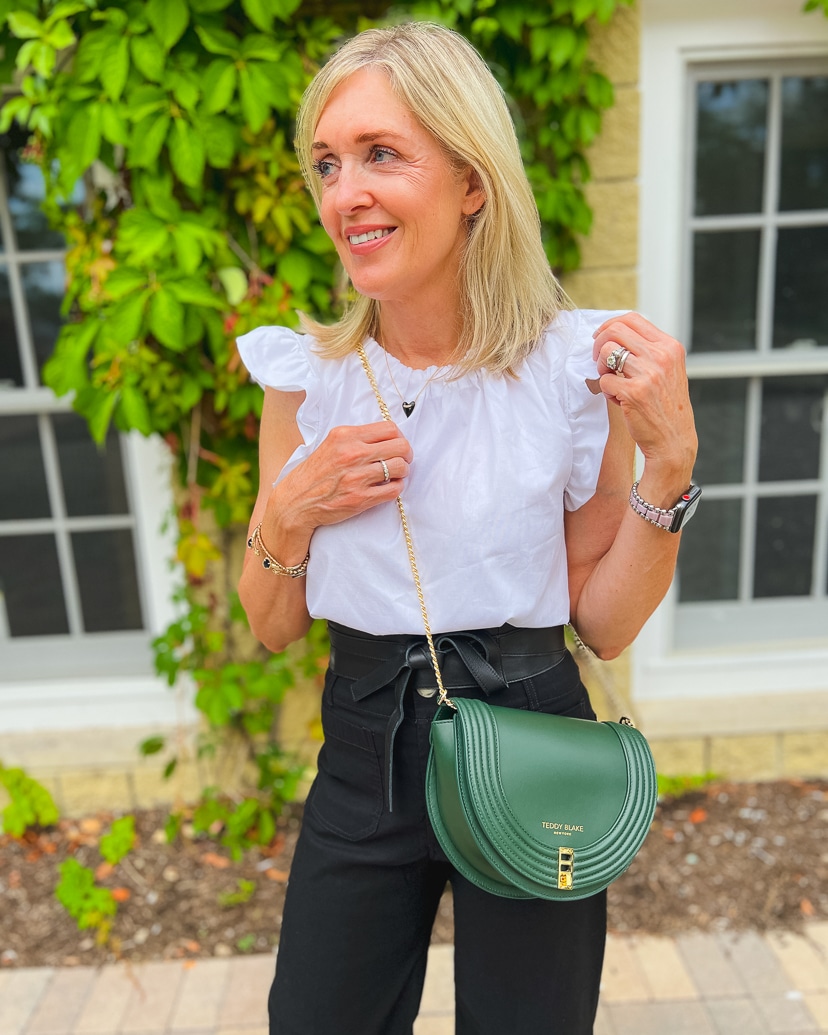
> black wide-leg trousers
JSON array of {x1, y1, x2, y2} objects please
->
[{"x1": 269, "y1": 632, "x2": 607, "y2": 1034}]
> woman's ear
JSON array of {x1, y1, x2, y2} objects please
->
[{"x1": 461, "y1": 167, "x2": 486, "y2": 216}]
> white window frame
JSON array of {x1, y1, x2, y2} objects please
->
[
  {"x1": 634, "y1": 0, "x2": 828, "y2": 732},
  {"x1": 0, "y1": 146, "x2": 185, "y2": 731},
  {"x1": 679, "y1": 58, "x2": 828, "y2": 649}
]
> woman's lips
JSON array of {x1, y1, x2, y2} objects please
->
[{"x1": 345, "y1": 226, "x2": 396, "y2": 253}]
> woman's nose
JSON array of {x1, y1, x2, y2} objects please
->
[{"x1": 332, "y1": 163, "x2": 372, "y2": 213}]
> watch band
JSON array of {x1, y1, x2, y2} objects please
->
[{"x1": 629, "y1": 481, "x2": 700, "y2": 533}]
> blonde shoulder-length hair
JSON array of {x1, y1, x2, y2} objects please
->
[{"x1": 294, "y1": 21, "x2": 571, "y2": 376}]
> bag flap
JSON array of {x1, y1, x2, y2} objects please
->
[{"x1": 456, "y1": 699, "x2": 625, "y2": 846}]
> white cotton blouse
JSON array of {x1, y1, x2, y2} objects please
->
[{"x1": 237, "y1": 308, "x2": 618, "y2": 635}]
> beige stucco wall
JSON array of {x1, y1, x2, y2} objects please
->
[{"x1": 561, "y1": 3, "x2": 640, "y2": 311}]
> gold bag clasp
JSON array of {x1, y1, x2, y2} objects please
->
[{"x1": 558, "y1": 847, "x2": 574, "y2": 890}]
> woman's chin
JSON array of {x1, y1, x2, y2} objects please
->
[{"x1": 347, "y1": 275, "x2": 393, "y2": 302}]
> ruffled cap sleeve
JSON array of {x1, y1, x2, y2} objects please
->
[
  {"x1": 235, "y1": 324, "x2": 313, "y2": 392},
  {"x1": 235, "y1": 324, "x2": 320, "y2": 449}
]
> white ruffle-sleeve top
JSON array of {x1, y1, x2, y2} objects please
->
[{"x1": 237, "y1": 309, "x2": 618, "y2": 635}]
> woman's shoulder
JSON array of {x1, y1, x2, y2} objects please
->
[{"x1": 235, "y1": 323, "x2": 320, "y2": 392}]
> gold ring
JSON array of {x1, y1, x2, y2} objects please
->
[{"x1": 379, "y1": 459, "x2": 390, "y2": 483}]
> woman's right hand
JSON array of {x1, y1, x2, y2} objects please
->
[{"x1": 274, "y1": 419, "x2": 413, "y2": 537}]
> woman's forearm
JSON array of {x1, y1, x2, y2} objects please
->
[
  {"x1": 568, "y1": 464, "x2": 693, "y2": 660},
  {"x1": 238, "y1": 490, "x2": 315, "y2": 654}
]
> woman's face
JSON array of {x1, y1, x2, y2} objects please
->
[{"x1": 311, "y1": 68, "x2": 483, "y2": 311}]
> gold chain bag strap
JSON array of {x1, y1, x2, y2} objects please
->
[{"x1": 355, "y1": 344, "x2": 658, "y2": 900}]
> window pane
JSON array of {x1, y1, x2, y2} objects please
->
[
  {"x1": 759, "y1": 376, "x2": 827, "y2": 482},
  {"x1": 690, "y1": 379, "x2": 747, "y2": 485},
  {"x1": 773, "y1": 226, "x2": 828, "y2": 349},
  {"x1": 21, "y1": 260, "x2": 65, "y2": 378},
  {"x1": 4, "y1": 155, "x2": 64, "y2": 252},
  {"x1": 678, "y1": 498, "x2": 742, "y2": 602},
  {"x1": 0, "y1": 415, "x2": 51, "y2": 519},
  {"x1": 52, "y1": 414, "x2": 129, "y2": 517},
  {"x1": 694, "y1": 79, "x2": 768, "y2": 216},
  {"x1": 0, "y1": 265, "x2": 23, "y2": 388},
  {"x1": 779, "y1": 76, "x2": 828, "y2": 212},
  {"x1": 754, "y1": 495, "x2": 816, "y2": 598},
  {"x1": 0, "y1": 534, "x2": 69, "y2": 636},
  {"x1": 72, "y1": 529, "x2": 143, "y2": 632},
  {"x1": 692, "y1": 230, "x2": 760, "y2": 352}
]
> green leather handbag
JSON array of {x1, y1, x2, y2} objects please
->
[
  {"x1": 356, "y1": 342, "x2": 658, "y2": 900},
  {"x1": 425, "y1": 697, "x2": 658, "y2": 900}
]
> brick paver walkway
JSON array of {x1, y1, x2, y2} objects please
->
[{"x1": 2, "y1": 924, "x2": 827, "y2": 1034}]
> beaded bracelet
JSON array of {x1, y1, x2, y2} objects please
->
[
  {"x1": 629, "y1": 481, "x2": 675, "y2": 530},
  {"x1": 247, "y1": 522, "x2": 310, "y2": 577}
]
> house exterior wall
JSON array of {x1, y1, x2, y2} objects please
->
[{"x1": 3, "y1": 3, "x2": 826, "y2": 821}]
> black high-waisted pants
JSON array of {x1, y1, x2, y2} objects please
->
[{"x1": 269, "y1": 623, "x2": 607, "y2": 1034}]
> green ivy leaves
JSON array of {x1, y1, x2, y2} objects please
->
[
  {"x1": 55, "y1": 858, "x2": 118, "y2": 932},
  {"x1": 100, "y1": 816, "x2": 137, "y2": 865},
  {"x1": 5, "y1": 3, "x2": 82, "y2": 77},
  {"x1": 0, "y1": 764, "x2": 60, "y2": 837},
  {"x1": 146, "y1": 0, "x2": 189, "y2": 52}
]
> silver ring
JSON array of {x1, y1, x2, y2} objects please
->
[
  {"x1": 606, "y1": 346, "x2": 631, "y2": 375},
  {"x1": 379, "y1": 459, "x2": 390, "y2": 483}
]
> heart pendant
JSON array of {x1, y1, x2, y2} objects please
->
[{"x1": 402, "y1": 401, "x2": 416, "y2": 417}]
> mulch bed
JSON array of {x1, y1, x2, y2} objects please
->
[{"x1": 1, "y1": 779, "x2": 826, "y2": 969}]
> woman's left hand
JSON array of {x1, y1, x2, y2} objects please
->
[{"x1": 592, "y1": 311, "x2": 697, "y2": 485}]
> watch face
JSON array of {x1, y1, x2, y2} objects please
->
[{"x1": 670, "y1": 484, "x2": 702, "y2": 532}]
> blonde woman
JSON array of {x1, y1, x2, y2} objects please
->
[{"x1": 238, "y1": 22, "x2": 697, "y2": 1034}]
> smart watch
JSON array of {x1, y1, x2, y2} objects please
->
[{"x1": 629, "y1": 481, "x2": 702, "y2": 533}]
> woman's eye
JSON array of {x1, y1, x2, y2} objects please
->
[
  {"x1": 372, "y1": 147, "x2": 397, "y2": 164},
  {"x1": 312, "y1": 158, "x2": 337, "y2": 179}
]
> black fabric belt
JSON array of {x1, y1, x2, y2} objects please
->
[{"x1": 327, "y1": 622, "x2": 567, "y2": 811}]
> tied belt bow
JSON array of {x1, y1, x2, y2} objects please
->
[{"x1": 343, "y1": 631, "x2": 510, "y2": 813}]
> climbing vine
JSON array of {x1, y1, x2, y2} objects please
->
[{"x1": 0, "y1": 0, "x2": 632, "y2": 840}]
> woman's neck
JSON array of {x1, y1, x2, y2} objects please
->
[{"x1": 376, "y1": 302, "x2": 462, "y2": 370}]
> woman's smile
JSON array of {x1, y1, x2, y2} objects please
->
[{"x1": 346, "y1": 225, "x2": 397, "y2": 252}]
